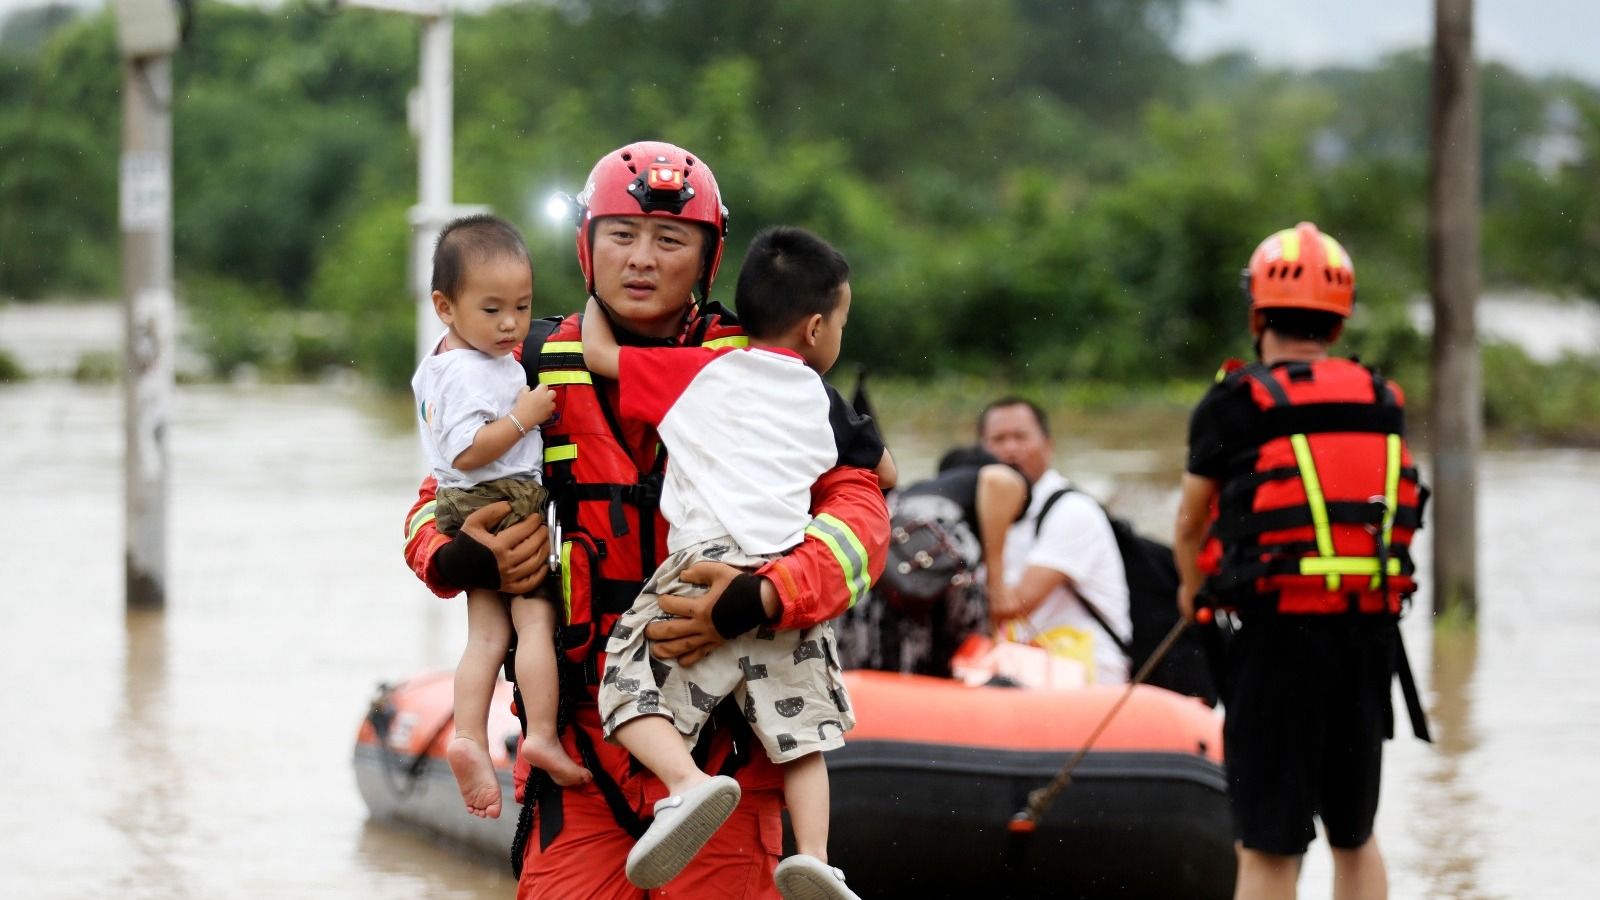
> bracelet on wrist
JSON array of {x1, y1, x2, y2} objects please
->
[{"x1": 508, "y1": 412, "x2": 528, "y2": 436}]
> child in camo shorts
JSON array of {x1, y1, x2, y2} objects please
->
[
  {"x1": 411, "y1": 215, "x2": 591, "y2": 821},
  {"x1": 582, "y1": 226, "x2": 894, "y2": 900}
]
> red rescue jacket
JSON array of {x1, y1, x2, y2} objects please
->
[{"x1": 1204, "y1": 357, "x2": 1427, "y2": 615}]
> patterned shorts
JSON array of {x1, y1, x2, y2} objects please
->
[{"x1": 597, "y1": 538, "x2": 855, "y2": 764}]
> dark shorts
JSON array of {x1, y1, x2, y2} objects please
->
[{"x1": 1222, "y1": 614, "x2": 1397, "y2": 855}]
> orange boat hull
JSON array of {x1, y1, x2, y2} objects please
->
[{"x1": 354, "y1": 669, "x2": 1236, "y2": 896}]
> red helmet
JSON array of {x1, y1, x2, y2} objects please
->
[
  {"x1": 1242, "y1": 221, "x2": 1356, "y2": 326},
  {"x1": 574, "y1": 141, "x2": 729, "y2": 301}
]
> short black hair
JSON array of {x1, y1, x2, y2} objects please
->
[
  {"x1": 1259, "y1": 308, "x2": 1343, "y2": 342},
  {"x1": 432, "y1": 214, "x2": 532, "y2": 299},
  {"x1": 936, "y1": 445, "x2": 1001, "y2": 474},
  {"x1": 978, "y1": 396, "x2": 1050, "y2": 439},
  {"x1": 734, "y1": 226, "x2": 850, "y2": 339}
]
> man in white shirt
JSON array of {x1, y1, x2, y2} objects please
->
[{"x1": 979, "y1": 397, "x2": 1131, "y2": 685}]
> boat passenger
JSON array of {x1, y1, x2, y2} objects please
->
[
  {"x1": 400, "y1": 141, "x2": 890, "y2": 900},
  {"x1": 1173, "y1": 222, "x2": 1429, "y2": 900},
  {"x1": 980, "y1": 398, "x2": 1132, "y2": 685},
  {"x1": 582, "y1": 225, "x2": 892, "y2": 898}
]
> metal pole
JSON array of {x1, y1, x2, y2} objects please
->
[
  {"x1": 412, "y1": 13, "x2": 452, "y2": 363},
  {"x1": 120, "y1": 54, "x2": 174, "y2": 610},
  {"x1": 1428, "y1": 0, "x2": 1481, "y2": 620},
  {"x1": 339, "y1": 0, "x2": 485, "y2": 364}
]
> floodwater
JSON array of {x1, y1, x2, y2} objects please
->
[{"x1": 3, "y1": 306, "x2": 1598, "y2": 898}]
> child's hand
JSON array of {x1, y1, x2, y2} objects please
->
[{"x1": 513, "y1": 384, "x2": 556, "y2": 428}]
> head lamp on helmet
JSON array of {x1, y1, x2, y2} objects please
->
[{"x1": 574, "y1": 141, "x2": 729, "y2": 302}]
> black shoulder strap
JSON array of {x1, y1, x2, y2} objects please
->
[
  {"x1": 1240, "y1": 362, "x2": 1291, "y2": 407},
  {"x1": 1033, "y1": 487, "x2": 1073, "y2": 539},
  {"x1": 1030, "y1": 486, "x2": 1132, "y2": 657},
  {"x1": 520, "y1": 315, "x2": 564, "y2": 388}
]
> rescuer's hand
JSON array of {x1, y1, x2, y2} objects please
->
[
  {"x1": 453, "y1": 501, "x2": 549, "y2": 596},
  {"x1": 649, "y1": 563, "x2": 779, "y2": 666}
]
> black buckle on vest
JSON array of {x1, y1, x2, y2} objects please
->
[{"x1": 626, "y1": 473, "x2": 663, "y2": 507}]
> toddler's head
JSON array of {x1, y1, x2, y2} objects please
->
[{"x1": 431, "y1": 215, "x2": 535, "y2": 357}]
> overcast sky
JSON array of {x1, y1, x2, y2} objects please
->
[
  {"x1": 5, "y1": 0, "x2": 1597, "y2": 87},
  {"x1": 1177, "y1": 0, "x2": 1600, "y2": 85}
]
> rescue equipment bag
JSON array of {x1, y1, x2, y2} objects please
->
[{"x1": 877, "y1": 515, "x2": 973, "y2": 614}]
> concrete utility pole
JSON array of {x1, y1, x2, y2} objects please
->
[
  {"x1": 342, "y1": 0, "x2": 488, "y2": 363},
  {"x1": 1428, "y1": 0, "x2": 1481, "y2": 620},
  {"x1": 112, "y1": 0, "x2": 180, "y2": 610}
]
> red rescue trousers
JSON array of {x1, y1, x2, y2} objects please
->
[{"x1": 516, "y1": 780, "x2": 784, "y2": 899}]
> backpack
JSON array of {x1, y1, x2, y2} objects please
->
[
  {"x1": 1036, "y1": 489, "x2": 1219, "y2": 706},
  {"x1": 877, "y1": 515, "x2": 975, "y2": 615}
]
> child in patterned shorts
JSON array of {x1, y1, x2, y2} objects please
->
[{"x1": 582, "y1": 226, "x2": 894, "y2": 900}]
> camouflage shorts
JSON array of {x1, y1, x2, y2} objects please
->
[
  {"x1": 435, "y1": 476, "x2": 553, "y2": 601},
  {"x1": 435, "y1": 476, "x2": 549, "y2": 536},
  {"x1": 597, "y1": 538, "x2": 854, "y2": 764}
]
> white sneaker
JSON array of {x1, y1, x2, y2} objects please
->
[
  {"x1": 624, "y1": 775, "x2": 742, "y2": 888},
  {"x1": 774, "y1": 854, "x2": 861, "y2": 900}
]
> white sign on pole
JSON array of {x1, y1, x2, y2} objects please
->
[{"x1": 120, "y1": 152, "x2": 170, "y2": 232}]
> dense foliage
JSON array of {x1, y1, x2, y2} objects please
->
[{"x1": 1, "y1": 0, "x2": 1596, "y2": 403}]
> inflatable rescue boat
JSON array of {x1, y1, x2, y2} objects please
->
[{"x1": 354, "y1": 670, "x2": 1235, "y2": 896}]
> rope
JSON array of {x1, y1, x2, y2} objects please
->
[{"x1": 1007, "y1": 615, "x2": 1193, "y2": 832}]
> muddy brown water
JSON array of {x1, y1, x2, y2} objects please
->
[{"x1": 2, "y1": 371, "x2": 1595, "y2": 898}]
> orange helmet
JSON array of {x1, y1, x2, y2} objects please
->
[
  {"x1": 574, "y1": 141, "x2": 729, "y2": 301},
  {"x1": 1241, "y1": 221, "x2": 1356, "y2": 326}
]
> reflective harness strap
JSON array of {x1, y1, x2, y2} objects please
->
[
  {"x1": 1288, "y1": 433, "x2": 1341, "y2": 591},
  {"x1": 1373, "y1": 433, "x2": 1403, "y2": 590},
  {"x1": 537, "y1": 340, "x2": 591, "y2": 386}
]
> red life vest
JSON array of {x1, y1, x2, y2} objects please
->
[
  {"x1": 522, "y1": 306, "x2": 748, "y2": 687},
  {"x1": 1205, "y1": 358, "x2": 1427, "y2": 615}
]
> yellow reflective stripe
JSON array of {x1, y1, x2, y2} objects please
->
[
  {"x1": 1322, "y1": 234, "x2": 1347, "y2": 270},
  {"x1": 701, "y1": 335, "x2": 749, "y2": 350},
  {"x1": 1301, "y1": 557, "x2": 1402, "y2": 577},
  {"x1": 543, "y1": 341, "x2": 583, "y2": 355},
  {"x1": 804, "y1": 512, "x2": 870, "y2": 609},
  {"x1": 544, "y1": 444, "x2": 578, "y2": 463},
  {"x1": 1382, "y1": 434, "x2": 1402, "y2": 540},
  {"x1": 1290, "y1": 433, "x2": 1339, "y2": 590},
  {"x1": 560, "y1": 541, "x2": 573, "y2": 624},
  {"x1": 1279, "y1": 228, "x2": 1302, "y2": 262},
  {"x1": 407, "y1": 502, "x2": 436, "y2": 542},
  {"x1": 1372, "y1": 433, "x2": 1403, "y2": 589},
  {"x1": 540, "y1": 370, "x2": 593, "y2": 386}
]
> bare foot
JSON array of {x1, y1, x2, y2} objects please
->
[
  {"x1": 519, "y1": 733, "x2": 593, "y2": 786},
  {"x1": 446, "y1": 735, "x2": 503, "y2": 819}
]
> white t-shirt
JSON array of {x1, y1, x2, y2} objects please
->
[
  {"x1": 618, "y1": 345, "x2": 883, "y2": 555},
  {"x1": 410, "y1": 332, "x2": 544, "y2": 489},
  {"x1": 1002, "y1": 469, "x2": 1131, "y2": 684}
]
